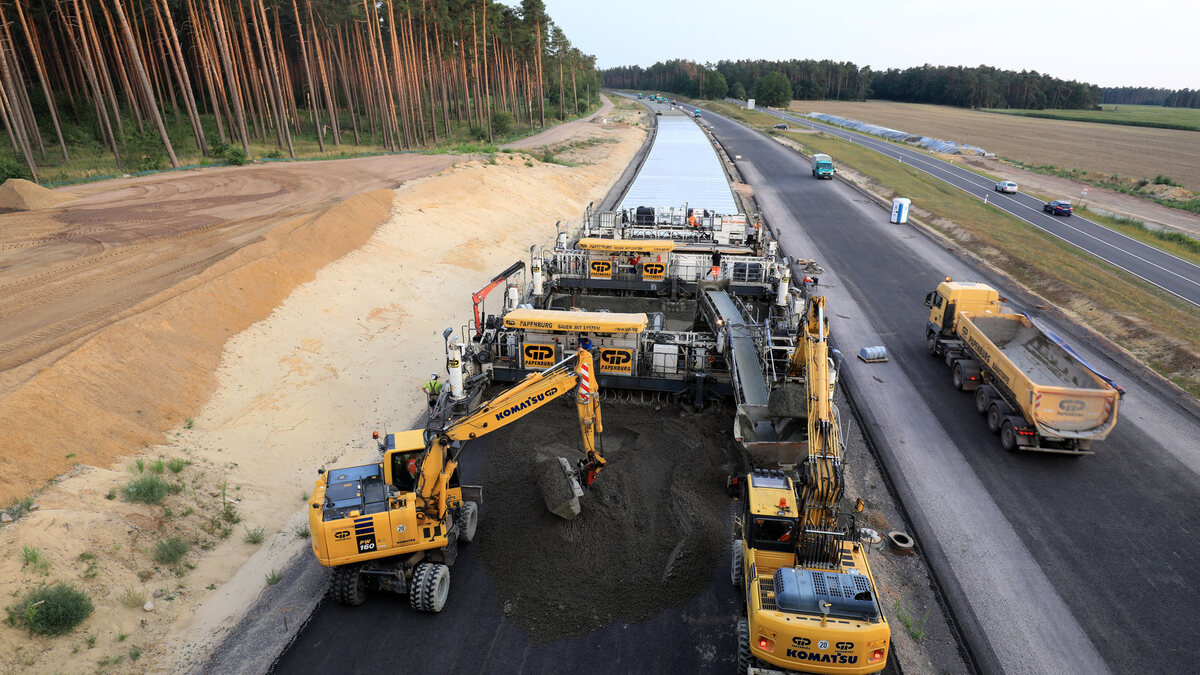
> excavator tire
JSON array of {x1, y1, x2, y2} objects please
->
[
  {"x1": 736, "y1": 618, "x2": 752, "y2": 674},
  {"x1": 331, "y1": 564, "x2": 366, "y2": 607},
  {"x1": 730, "y1": 539, "x2": 744, "y2": 588},
  {"x1": 410, "y1": 562, "x2": 451, "y2": 613},
  {"x1": 458, "y1": 501, "x2": 479, "y2": 543}
]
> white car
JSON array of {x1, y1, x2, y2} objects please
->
[{"x1": 994, "y1": 180, "x2": 1018, "y2": 194}]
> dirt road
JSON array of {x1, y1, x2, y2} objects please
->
[
  {"x1": 0, "y1": 155, "x2": 455, "y2": 399},
  {"x1": 501, "y1": 94, "x2": 615, "y2": 150}
]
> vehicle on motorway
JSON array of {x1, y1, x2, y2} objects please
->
[
  {"x1": 924, "y1": 279, "x2": 1120, "y2": 454},
  {"x1": 773, "y1": 123, "x2": 788, "y2": 129},
  {"x1": 811, "y1": 153, "x2": 835, "y2": 179},
  {"x1": 694, "y1": 109, "x2": 702, "y2": 118},
  {"x1": 637, "y1": 92, "x2": 643, "y2": 99},
  {"x1": 994, "y1": 180, "x2": 1018, "y2": 193},
  {"x1": 1043, "y1": 200, "x2": 1073, "y2": 216}
]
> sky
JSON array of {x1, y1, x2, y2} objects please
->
[{"x1": 507, "y1": 0, "x2": 1198, "y2": 90}]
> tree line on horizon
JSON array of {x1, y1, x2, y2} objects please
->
[
  {"x1": 603, "y1": 59, "x2": 1113, "y2": 111},
  {"x1": 1102, "y1": 86, "x2": 1199, "y2": 108},
  {"x1": 0, "y1": 0, "x2": 600, "y2": 183}
]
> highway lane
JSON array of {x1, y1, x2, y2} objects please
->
[
  {"x1": 702, "y1": 109, "x2": 1200, "y2": 673},
  {"x1": 748, "y1": 104, "x2": 1200, "y2": 308}
]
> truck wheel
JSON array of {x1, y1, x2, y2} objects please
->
[
  {"x1": 926, "y1": 335, "x2": 939, "y2": 356},
  {"x1": 987, "y1": 402, "x2": 1008, "y2": 434},
  {"x1": 458, "y1": 501, "x2": 479, "y2": 543},
  {"x1": 731, "y1": 539, "x2": 744, "y2": 588},
  {"x1": 410, "y1": 562, "x2": 451, "y2": 613},
  {"x1": 952, "y1": 363, "x2": 966, "y2": 390},
  {"x1": 331, "y1": 564, "x2": 367, "y2": 607},
  {"x1": 736, "y1": 618, "x2": 752, "y2": 674},
  {"x1": 975, "y1": 386, "x2": 994, "y2": 415},
  {"x1": 1000, "y1": 420, "x2": 1018, "y2": 452}
]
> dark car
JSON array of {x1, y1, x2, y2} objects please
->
[
  {"x1": 773, "y1": 123, "x2": 788, "y2": 129},
  {"x1": 1043, "y1": 200, "x2": 1073, "y2": 216}
]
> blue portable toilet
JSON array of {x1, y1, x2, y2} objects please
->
[{"x1": 890, "y1": 198, "x2": 910, "y2": 224}]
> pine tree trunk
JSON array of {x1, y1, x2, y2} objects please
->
[
  {"x1": 113, "y1": 0, "x2": 179, "y2": 167},
  {"x1": 208, "y1": 0, "x2": 250, "y2": 152},
  {"x1": 12, "y1": 0, "x2": 68, "y2": 161}
]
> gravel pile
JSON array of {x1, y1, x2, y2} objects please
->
[{"x1": 477, "y1": 401, "x2": 735, "y2": 641}]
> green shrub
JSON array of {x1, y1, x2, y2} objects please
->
[
  {"x1": 7, "y1": 584, "x2": 94, "y2": 636},
  {"x1": 122, "y1": 475, "x2": 170, "y2": 505},
  {"x1": 264, "y1": 149, "x2": 283, "y2": 159},
  {"x1": 153, "y1": 537, "x2": 188, "y2": 565},
  {"x1": 243, "y1": 525, "x2": 265, "y2": 544},
  {"x1": 1153, "y1": 174, "x2": 1181, "y2": 186},
  {"x1": 167, "y1": 458, "x2": 189, "y2": 474},
  {"x1": 150, "y1": 459, "x2": 165, "y2": 474},
  {"x1": 122, "y1": 128, "x2": 167, "y2": 172},
  {"x1": 225, "y1": 148, "x2": 249, "y2": 166},
  {"x1": 491, "y1": 110, "x2": 515, "y2": 136},
  {"x1": 0, "y1": 157, "x2": 31, "y2": 182}
]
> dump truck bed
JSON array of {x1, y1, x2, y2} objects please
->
[{"x1": 960, "y1": 313, "x2": 1118, "y2": 439}]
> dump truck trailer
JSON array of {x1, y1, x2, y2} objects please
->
[{"x1": 924, "y1": 280, "x2": 1119, "y2": 454}]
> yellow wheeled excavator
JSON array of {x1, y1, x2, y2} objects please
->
[
  {"x1": 308, "y1": 349, "x2": 605, "y2": 611},
  {"x1": 732, "y1": 296, "x2": 890, "y2": 674}
]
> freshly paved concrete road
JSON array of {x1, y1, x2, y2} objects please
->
[
  {"x1": 753, "y1": 105, "x2": 1200, "y2": 309},
  {"x1": 701, "y1": 108, "x2": 1200, "y2": 674}
]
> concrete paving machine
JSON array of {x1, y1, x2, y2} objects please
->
[
  {"x1": 308, "y1": 349, "x2": 605, "y2": 611},
  {"x1": 731, "y1": 297, "x2": 890, "y2": 674}
]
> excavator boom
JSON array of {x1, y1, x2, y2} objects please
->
[{"x1": 414, "y1": 349, "x2": 604, "y2": 522}]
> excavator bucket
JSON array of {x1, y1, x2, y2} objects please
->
[{"x1": 538, "y1": 456, "x2": 584, "y2": 520}]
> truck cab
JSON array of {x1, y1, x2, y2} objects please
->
[
  {"x1": 924, "y1": 280, "x2": 1000, "y2": 338},
  {"x1": 811, "y1": 154, "x2": 835, "y2": 179}
]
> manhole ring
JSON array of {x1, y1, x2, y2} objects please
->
[{"x1": 887, "y1": 530, "x2": 915, "y2": 555}]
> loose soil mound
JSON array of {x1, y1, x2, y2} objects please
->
[
  {"x1": 477, "y1": 401, "x2": 735, "y2": 641},
  {"x1": 0, "y1": 178, "x2": 73, "y2": 211}
]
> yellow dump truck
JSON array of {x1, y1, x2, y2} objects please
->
[{"x1": 924, "y1": 280, "x2": 1120, "y2": 454}]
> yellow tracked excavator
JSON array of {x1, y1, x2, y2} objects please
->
[
  {"x1": 732, "y1": 296, "x2": 890, "y2": 674},
  {"x1": 308, "y1": 349, "x2": 604, "y2": 611}
]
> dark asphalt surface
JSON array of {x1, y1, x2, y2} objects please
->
[
  {"x1": 748, "y1": 103, "x2": 1200, "y2": 309},
  {"x1": 700, "y1": 108, "x2": 1200, "y2": 673},
  {"x1": 272, "y1": 425, "x2": 742, "y2": 675}
]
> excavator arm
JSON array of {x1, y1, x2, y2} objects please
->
[
  {"x1": 414, "y1": 349, "x2": 604, "y2": 520},
  {"x1": 797, "y1": 296, "x2": 845, "y2": 539}
]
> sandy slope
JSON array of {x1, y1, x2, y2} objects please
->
[{"x1": 0, "y1": 110, "x2": 646, "y2": 674}]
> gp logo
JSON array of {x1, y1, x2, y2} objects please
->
[
  {"x1": 589, "y1": 260, "x2": 613, "y2": 279},
  {"x1": 835, "y1": 641, "x2": 854, "y2": 651},
  {"x1": 334, "y1": 530, "x2": 350, "y2": 540},
  {"x1": 599, "y1": 348, "x2": 633, "y2": 374},
  {"x1": 642, "y1": 262, "x2": 666, "y2": 280},
  {"x1": 1059, "y1": 399, "x2": 1085, "y2": 412},
  {"x1": 523, "y1": 344, "x2": 555, "y2": 368}
]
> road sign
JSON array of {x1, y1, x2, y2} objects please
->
[{"x1": 1081, "y1": 187, "x2": 1089, "y2": 195}]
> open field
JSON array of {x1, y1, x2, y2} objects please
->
[
  {"x1": 982, "y1": 104, "x2": 1200, "y2": 131},
  {"x1": 710, "y1": 100, "x2": 1200, "y2": 397},
  {"x1": 787, "y1": 100, "x2": 1200, "y2": 191}
]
